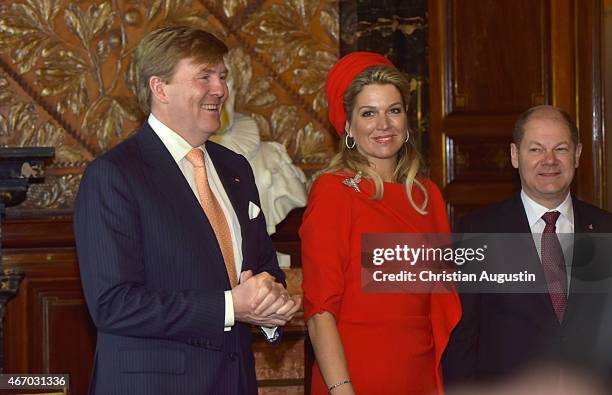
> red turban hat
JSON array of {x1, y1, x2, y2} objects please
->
[{"x1": 325, "y1": 51, "x2": 395, "y2": 136}]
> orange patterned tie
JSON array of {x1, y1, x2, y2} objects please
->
[{"x1": 186, "y1": 148, "x2": 238, "y2": 288}]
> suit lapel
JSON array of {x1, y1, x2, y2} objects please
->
[
  {"x1": 571, "y1": 198, "x2": 598, "y2": 234},
  {"x1": 135, "y1": 124, "x2": 222, "y2": 252},
  {"x1": 206, "y1": 143, "x2": 248, "y2": 226},
  {"x1": 504, "y1": 193, "x2": 533, "y2": 232},
  {"x1": 499, "y1": 195, "x2": 542, "y2": 273}
]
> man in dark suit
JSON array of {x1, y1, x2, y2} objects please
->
[
  {"x1": 74, "y1": 26, "x2": 301, "y2": 395},
  {"x1": 443, "y1": 105, "x2": 612, "y2": 385}
]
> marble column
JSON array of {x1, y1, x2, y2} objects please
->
[{"x1": 339, "y1": 0, "x2": 429, "y2": 156}]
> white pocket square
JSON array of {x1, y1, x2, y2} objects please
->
[{"x1": 248, "y1": 201, "x2": 261, "y2": 220}]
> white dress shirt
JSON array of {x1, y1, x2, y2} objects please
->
[
  {"x1": 521, "y1": 190, "x2": 574, "y2": 291},
  {"x1": 148, "y1": 114, "x2": 239, "y2": 330}
]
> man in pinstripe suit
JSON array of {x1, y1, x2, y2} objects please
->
[{"x1": 74, "y1": 26, "x2": 300, "y2": 395}]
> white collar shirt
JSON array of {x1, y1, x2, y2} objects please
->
[
  {"x1": 148, "y1": 113, "x2": 240, "y2": 329},
  {"x1": 521, "y1": 190, "x2": 573, "y2": 290}
]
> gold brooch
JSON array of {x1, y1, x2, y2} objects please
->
[{"x1": 341, "y1": 171, "x2": 362, "y2": 192}]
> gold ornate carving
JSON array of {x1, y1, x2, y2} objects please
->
[
  {"x1": 241, "y1": 1, "x2": 337, "y2": 115},
  {"x1": 237, "y1": 0, "x2": 337, "y2": 164},
  {"x1": 356, "y1": 15, "x2": 425, "y2": 38},
  {"x1": 225, "y1": 48, "x2": 277, "y2": 110},
  {"x1": 296, "y1": 122, "x2": 332, "y2": 164},
  {"x1": 270, "y1": 105, "x2": 299, "y2": 148},
  {"x1": 219, "y1": 0, "x2": 248, "y2": 18},
  {"x1": 243, "y1": 1, "x2": 323, "y2": 73},
  {"x1": 21, "y1": 173, "x2": 82, "y2": 209},
  {"x1": 0, "y1": 0, "x2": 339, "y2": 209},
  {"x1": 0, "y1": 72, "x2": 85, "y2": 164},
  {"x1": 0, "y1": 0, "x2": 218, "y2": 152},
  {"x1": 0, "y1": 74, "x2": 14, "y2": 106}
]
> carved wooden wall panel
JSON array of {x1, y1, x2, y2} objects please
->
[
  {"x1": 574, "y1": 0, "x2": 605, "y2": 205},
  {"x1": 429, "y1": 0, "x2": 553, "y2": 225},
  {"x1": 32, "y1": 280, "x2": 96, "y2": 394},
  {"x1": 446, "y1": 135, "x2": 517, "y2": 183},
  {"x1": 429, "y1": 0, "x2": 605, "y2": 225},
  {"x1": 2, "y1": 223, "x2": 306, "y2": 394},
  {"x1": 449, "y1": 0, "x2": 549, "y2": 114},
  {"x1": 3, "y1": 248, "x2": 90, "y2": 393},
  {"x1": 0, "y1": 0, "x2": 340, "y2": 211}
]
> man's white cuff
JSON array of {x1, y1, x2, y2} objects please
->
[{"x1": 224, "y1": 290, "x2": 234, "y2": 331}]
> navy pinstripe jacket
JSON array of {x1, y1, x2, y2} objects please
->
[{"x1": 75, "y1": 123, "x2": 284, "y2": 395}]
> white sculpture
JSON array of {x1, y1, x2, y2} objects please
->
[{"x1": 211, "y1": 75, "x2": 308, "y2": 237}]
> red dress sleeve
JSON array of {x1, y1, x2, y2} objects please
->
[{"x1": 300, "y1": 174, "x2": 352, "y2": 322}]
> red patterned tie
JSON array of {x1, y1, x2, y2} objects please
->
[{"x1": 541, "y1": 211, "x2": 567, "y2": 321}]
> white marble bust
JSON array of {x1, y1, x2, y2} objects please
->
[{"x1": 210, "y1": 75, "x2": 307, "y2": 236}]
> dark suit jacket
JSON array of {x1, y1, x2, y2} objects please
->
[
  {"x1": 443, "y1": 193, "x2": 612, "y2": 385},
  {"x1": 74, "y1": 123, "x2": 284, "y2": 395}
]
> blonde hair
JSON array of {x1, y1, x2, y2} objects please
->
[
  {"x1": 134, "y1": 26, "x2": 228, "y2": 114},
  {"x1": 320, "y1": 65, "x2": 429, "y2": 214}
]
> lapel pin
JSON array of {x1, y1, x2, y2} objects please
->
[
  {"x1": 233, "y1": 176, "x2": 240, "y2": 183},
  {"x1": 587, "y1": 224, "x2": 593, "y2": 230}
]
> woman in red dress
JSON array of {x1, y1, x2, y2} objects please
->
[{"x1": 300, "y1": 52, "x2": 461, "y2": 395}]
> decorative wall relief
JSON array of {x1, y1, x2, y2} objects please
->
[
  {"x1": 0, "y1": 0, "x2": 339, "y2": 210},
  {"x1": 236, "y1": 0, "x2": 337, "y2": 165}
]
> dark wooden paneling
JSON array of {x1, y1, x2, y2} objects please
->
[
  {"x1": 430, "y1": 0, "x2": 539, "y2": 224},
  {"x1": 4, "y1": 250, "x2": 78, "y2": 371},
  {"x1": 271, "y1": 208, "x2": 304, "y2": 267},
  {"x1": 446, "y1": 183, "x2": 520, "y2": 231},
  {"x1": 3, "y1": 249, "x2": 91, "y2": 395},
  {"x1": 2, "y1": 211, "x2": 306, "y2": 395},
  {"x1": 36, "y1": 282, "x2": 95, "y2": 394},
  {"x1": 574, "y1": 0, "x2": 604, "y2": 206},
  {"x1": 429, "y1": 0, "x2": 605, "y2": 225},
  {"x1": 448, "y1": 0, "x2": 549, "y2": 114},
  {"x1": 445, "y1": 182, "x2": 519, "y2": 208},
  {"x1": 447, "y1": 204, "x2": 484, "y2": 231},
  {"x1": 446, "y1": 135, "x2": 517, "y2": 183},
  {"x1": 1, "y1": 217, "x2": 74, "y2": 249}
]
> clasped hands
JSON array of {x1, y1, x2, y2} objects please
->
[{"x1": 232, "y1": 270, "x2": 302, "y2": 327}]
